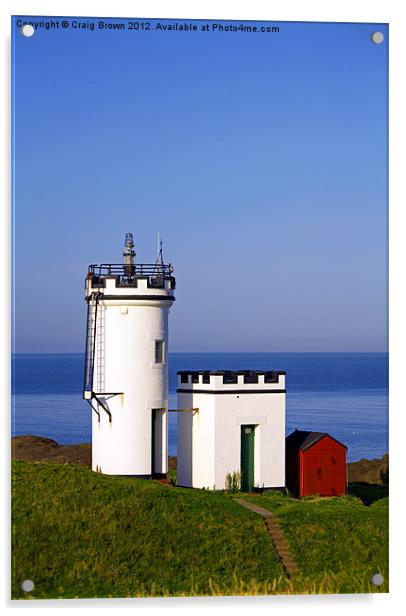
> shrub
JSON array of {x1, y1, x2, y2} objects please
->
[{"x1": 225, "y1": 471, "x2": 241, "y2": 493}]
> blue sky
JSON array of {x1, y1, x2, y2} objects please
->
[{"x1": 12, "y1": 17, "x2": 388, "y2": 352}]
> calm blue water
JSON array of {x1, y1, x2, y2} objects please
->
[{"x1": 12, "y1": 353, "x2": 388, "y2": 462}]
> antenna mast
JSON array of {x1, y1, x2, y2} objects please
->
[{"x1": 156, "y1": 232, "x2": 164, "y2": 273}]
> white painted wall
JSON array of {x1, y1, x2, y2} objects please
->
[
  {"x1": 86, "y1": 276, "x2": 174, "y2": 476},
  {"x1": 177, "y1": 373, "x2": 285, "y2": 490}
]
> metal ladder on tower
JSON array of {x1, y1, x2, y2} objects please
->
[{"x1": 83, "y1": 292, "x2": 121, "y2": 422}]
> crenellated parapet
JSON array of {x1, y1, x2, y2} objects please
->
[{"x1": 177, "y1": 370, "x2": 286, "y2": 392}]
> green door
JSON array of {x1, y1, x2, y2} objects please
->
[{"x1": 241, "y1": 425, "x2": 255, "y2": 492}]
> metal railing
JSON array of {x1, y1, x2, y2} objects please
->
[{"x1": 88, "y1": 263, "x2": 174, "y2": 277}]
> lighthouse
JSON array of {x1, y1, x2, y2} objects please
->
[{"x1": 83, "y1": 233, "x2": 176, "y2": 477}]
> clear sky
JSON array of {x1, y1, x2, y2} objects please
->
[{"x1": 12, "y1": 17, "x2": 388, "y2": 352}]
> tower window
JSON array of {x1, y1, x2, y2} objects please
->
[{"x1": 155, "y1": 340, "x2": 165, "y2": 364}]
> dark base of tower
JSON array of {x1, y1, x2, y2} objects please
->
[
  {"x1": 93, "y1": 471, "x2": 168, "y2": 480},
  {"x1": 120, "y1": 473, "x2": 168, "y2": 480},
  {"x1": 152, "y1": 472, "x2": 168, "y2": 480}
]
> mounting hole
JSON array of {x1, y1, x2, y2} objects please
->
[
  {"x1": 371, "y1": 573, "x2": 384, "y2": 586},
  {"x1": 21, "y1": 24, "x2": 35, "y2": 37},
  {"x1": 21, "y1": 579, "x2": 34, "y2": 592},
  {"x1": 371, "y1": 31, "x2": 384, "y2": 45}
]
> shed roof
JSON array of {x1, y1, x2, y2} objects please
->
[{"x1": 286, "y1": 430, "x2": 347, "y2": 451}]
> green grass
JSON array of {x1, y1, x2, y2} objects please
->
[
  {"x1": 12, "y1": 461, "x2": 284, "y2": 599},
  {"x1": 11, "y1": 461, "x2": 388, "y2": 598}
]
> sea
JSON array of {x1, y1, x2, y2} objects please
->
[{"x1": 11, "y1": 352, "x2": 388, "y2": 463}]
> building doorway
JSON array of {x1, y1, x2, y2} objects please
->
[
  {"x1": 151, "y1": 409, "x2": 165, "y2": 477},
  {"x1": 241, "y1": 425, "x2": 256, "y2": 492}
]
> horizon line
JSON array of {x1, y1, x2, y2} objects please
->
[{"x1": 11, "y1": 350, "x2": 389, "y2": 355}]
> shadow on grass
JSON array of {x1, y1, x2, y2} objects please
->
[{"x1": 348, "y1": 482, "x2": 388, "y2": 505}]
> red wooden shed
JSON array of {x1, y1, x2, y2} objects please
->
[{"x1": 286, "y1": 430, "x2": 347, "y2": 497}]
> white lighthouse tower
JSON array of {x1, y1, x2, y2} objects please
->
[{"x1": 83, "y1": 233, "x2": 176, "y2": 477}]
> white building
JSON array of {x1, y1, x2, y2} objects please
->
[
  {"x1": 83, "y1": 233, "x2": 175, "y2": 477},
  {"x1": 177, "y1": 370, "x2": 286, "y2": 491}
]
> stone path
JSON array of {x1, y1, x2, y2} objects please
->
[{"x1": 234, "y1": 498, "x2": 298, "y2": 578}]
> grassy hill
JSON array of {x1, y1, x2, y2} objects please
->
[{"x1": 11, "y1": 460, "x2": 388, "y2": 598}]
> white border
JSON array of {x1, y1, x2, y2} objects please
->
[{"x1": 2, "y1": 1, "x2": 405, "y2": 613}]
